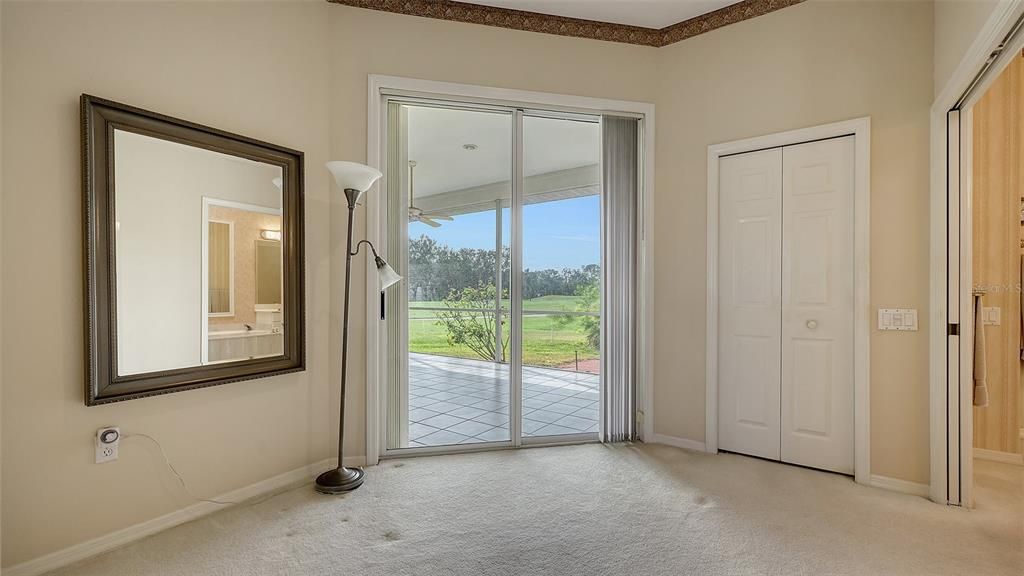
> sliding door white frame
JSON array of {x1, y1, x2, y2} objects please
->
[
  {"x1": 704, "y1": 117, "x2": 872, "y2": 486},
  {"x1": 365, "y1": 75, "x2": 655, "y2": 465},
  {"x1": 511, "y1": 108, "x2": 525, "y2": 449}
]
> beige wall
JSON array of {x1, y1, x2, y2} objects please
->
[
  {"x1": 0, "y1": 1, "x2": 333, "y2": 568},
  {"x1": 0, "y1": 0, "x2": 949, "y2": 569},
  {"x1": 935, "y1": 0, "x2": 1000, "y2": 97},
  {"x1": 652, "y1": 0, "x2": 935, "y2": 484}
]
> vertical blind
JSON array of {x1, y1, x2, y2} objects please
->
[
  {"x1": 601, "y1": 116, "x2": 639, "y2": 443},
  {"x1": 385, "y1": 101, "x2": 407, "y2": 450}
]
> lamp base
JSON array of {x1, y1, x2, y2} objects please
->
[{"x1": 314, "y1": 466, "x2": 365, "y2": 494}]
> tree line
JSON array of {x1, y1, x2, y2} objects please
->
[{"x1": 409, "y1": 235, "x2": 598, "y2": 301}]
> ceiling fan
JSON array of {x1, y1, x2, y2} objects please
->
[{"x1": 408, "y1": 160, "x2": 453, "y2": 228}]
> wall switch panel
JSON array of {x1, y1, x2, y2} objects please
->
[
  {"x1": 95, "y1": 426, "x2": 120, "y2": 464},
  {"x1": 983, "y1": 306, "x2": 1001, "y2": 326},
  {"x1": 878, "y1": 308, "x2": 918, "y2": 331}
]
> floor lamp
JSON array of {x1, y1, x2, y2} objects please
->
[{"x1": 316, "y1": 161, "x2": 402, "y2": 494}]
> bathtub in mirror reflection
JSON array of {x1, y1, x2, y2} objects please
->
[{"x1": 113, "y1": 129, "x2": 285, "y2": 375}]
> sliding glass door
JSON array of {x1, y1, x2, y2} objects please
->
[
  {"x1": 384, "y1": 99, "x2": 617, "y2": 453},
  {"x1": 520, "y1": 114, "x2": 601, "y2": 439},
  {"x1": 390, "y1": 103, "x2": 513, "y2": 449}
]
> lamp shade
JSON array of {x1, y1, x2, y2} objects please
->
[
  {"x1": 326, "y1": 161, "x2": 382, "y2": 193},
  {"x1": 374, "y1": 256, "x2": 402, "y2": 291}
]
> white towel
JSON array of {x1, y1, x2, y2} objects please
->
[{"x1": 974, "y1": 294, "x2": 990, "y2": 407}]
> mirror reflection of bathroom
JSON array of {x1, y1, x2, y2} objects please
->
[
  {"x1": 204, "y1": 200, "x2": 284, "y2": 364},
  {"x1": 113, "y1": 129, "x2": 286, "y2": 376}
]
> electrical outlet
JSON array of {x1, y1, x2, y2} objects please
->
[{"x1": 95, "y1": 426, "x2": 120, "y2": 464}]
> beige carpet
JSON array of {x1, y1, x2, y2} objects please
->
[{"x1": 48, "y1": 444, "x2": 1023, "y2": 575}]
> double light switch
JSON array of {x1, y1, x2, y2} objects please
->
[{"x1": 878, "y1": 308, "x2": 918, "y2": 331}]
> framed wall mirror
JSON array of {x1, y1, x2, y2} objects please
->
[{"x1": 82, "y1": 95, "x2": 305, "y2": 405}]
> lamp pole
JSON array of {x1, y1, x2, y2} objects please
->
[
  {"x1": 315, "y1": 187, "x2": 365, "y2": 494},
  {"x1": 317, "y1": 160, "x2": 399, "y2": 495}
]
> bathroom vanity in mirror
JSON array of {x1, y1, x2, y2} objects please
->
[{"x1": 82, "y1": 95, "x2": 305, "y2": 404}]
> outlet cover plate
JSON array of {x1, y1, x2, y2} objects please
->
[{"x1": 95, "y1": 426, "x2": 119, "y2": 464}]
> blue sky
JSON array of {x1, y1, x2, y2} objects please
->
[{"x1": 410, "y1": 195, "x2": 599, "y2": 270}]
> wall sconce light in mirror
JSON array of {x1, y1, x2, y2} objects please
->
[{"x1": 260, "y1": 229, "x2": 282, "y2": 241}]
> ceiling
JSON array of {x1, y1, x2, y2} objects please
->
[
  {"x1": 465, "y1": 0, "x2": 741, "y2": 29},
  {"x1": 407, "y1": 105, "x2": 599, "y2": 198}
]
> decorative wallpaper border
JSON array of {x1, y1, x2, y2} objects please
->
[
  {"x1": 660, "y1": 0, "x2": 804, "y2": 45},
  {"x1": 327, "y1": 0, "x2": 805, "y2": 47}
]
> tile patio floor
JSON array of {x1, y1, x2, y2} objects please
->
[{"x1": 407, "y1": 353, "x2": 599, "y2": 447}]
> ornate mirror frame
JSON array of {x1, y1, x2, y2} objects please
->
[{"x1": 82, "y1": 95, "x2": 306, "y2": 405}]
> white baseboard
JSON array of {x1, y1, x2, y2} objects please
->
[
  {"x1": 650, "y1": 433, "x2": 708, "y2": 453},
  {"x1": 5, "y1": 456, "x2": 361, "y2": 576},
  {"x1": 973, "y1": 448, "x2": 1024, "y2": 465},
  {"x1": 869, "y1": 474, "x2": 930, "y2": 497}
]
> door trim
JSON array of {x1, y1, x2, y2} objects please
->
[
  {"x1": 705, "y1": 117, "x2": 871, "y2": 485},
  {"x1": 365, "y1": 75, "x2": 656, "y2": 465},
  {"x1": 931, "y1": 0, "x2": 1024, "y2": 506}
]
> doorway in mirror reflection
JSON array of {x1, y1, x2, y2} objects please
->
[{"x1": 204, "y1": 199, "x2": 284, "y2": 364}]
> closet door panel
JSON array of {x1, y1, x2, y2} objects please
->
[
  {"x1": 780, "y1": 136, "x2": 855, "y2": 474},
  {"x1": 718, "y1": 148, "x2": 783, "y2": 461}
]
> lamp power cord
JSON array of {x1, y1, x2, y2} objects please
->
[{"x1": 123, "y1": 432, "x2": 237, "y2": 506}]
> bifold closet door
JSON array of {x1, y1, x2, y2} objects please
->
[
  {"x1": 718, "y1": 148, "x2": 783, "y2": 461},
  {"x1": 780, "y1": 137, "x2": 855, "y2": 475}
]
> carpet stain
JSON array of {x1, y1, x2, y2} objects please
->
[
  {"x1": 285, "y1": 530, "x2": 297, "y2": 538},
  {"x1": 382, "y1": 530, "x2": 401, "y2": 541},
  {"x1": 391, "y1": 462, "x2": 406, "y2": 468},
  {"x1": 694, "y1": 495, "x2": 709, "y2": 506}
]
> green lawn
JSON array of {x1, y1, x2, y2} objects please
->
[{"x1": 408, "y1": 295, "x2": 598, "y2": 368}]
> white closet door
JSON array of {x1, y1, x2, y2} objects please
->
[
  {"x1": 718, "y1": 148, "x2": 782, "y2": 461},
  {"x1": 780, "y1": 136, "x2": 855, "y2": 474}
]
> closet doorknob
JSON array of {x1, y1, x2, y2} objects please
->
[{"x1": 806, "y1": 320, "x2": 818, "y2": 330}]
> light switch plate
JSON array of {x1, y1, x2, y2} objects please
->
[
  {"x1": 878, "y1": 308, "x2": 918, "y2": 331},
  {"x1": 983, "y1": 306, "x2": 1001, "y2": 326}
]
